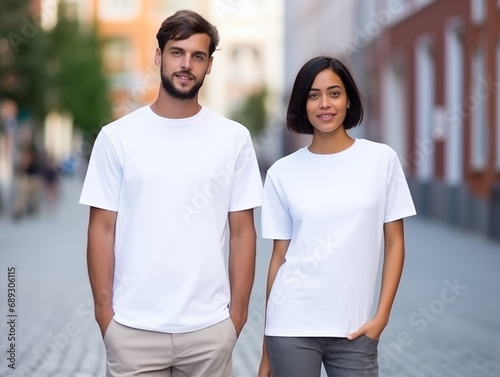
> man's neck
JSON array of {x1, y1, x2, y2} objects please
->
[{"x1": 150, "y1": 89, "x2": 202, "y2": 119}]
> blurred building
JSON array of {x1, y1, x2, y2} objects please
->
[
  {"x1": 281, "y1": 0, "x2": 358, "y2": 156},
  {"x1": 46, "y1": 0, "x2": 283, "y2": 123},
  {"x1": 353, "y1": 0, "x2": 500, "y2": 239}
]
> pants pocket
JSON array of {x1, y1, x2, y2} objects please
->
[{"x1": 103, "y1": 319, "x2": 116, "y2": 345}]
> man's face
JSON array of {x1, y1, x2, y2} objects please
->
[{"x1": 155, "y1": 33, "x2": 213, "y2": 100}]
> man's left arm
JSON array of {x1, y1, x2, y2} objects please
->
[{"x1": 228, "y1": 208, "x2": 257, "y2": 337}]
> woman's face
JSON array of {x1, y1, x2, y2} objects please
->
[{"x1": 306, "y1": 69, "x2": 350, "y2": 136}]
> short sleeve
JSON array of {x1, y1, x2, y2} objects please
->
[
  {"x1": 228, "y1": 133, "x2": 262, "y2": 211},
  {"x1": 384, "y1": 155, "x2": 417, "y2": 223},
  {"x1": 79, "y1": 131, "x2": 122, "y2": 211},
  {"x1": 261, "y1": 172, "x2": 292, "y2": 240}
]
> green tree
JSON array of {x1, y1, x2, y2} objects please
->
[
  {"x1": 46, "y1": 8, "x2": 111, "y2": 135},
  {"x1": 0, "y1": 0, "x2": 48, "y2": 124},
  {"x1": 0, "y1": 1, "x2": 111, "y2": 135},
  {"x1": 231, "y1": 87, "x2": 268, "y2": 136}
]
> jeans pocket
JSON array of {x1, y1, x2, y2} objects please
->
[{"x1": 361, "y1": 334, "x2": 379, "y2": 344}]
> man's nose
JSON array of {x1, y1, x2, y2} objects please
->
[{"x1": 180, "y1": 55, "x2": 192, "y2": 70}]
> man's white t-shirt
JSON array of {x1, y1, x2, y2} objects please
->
[
  {"x1": 261, "y1": 138, "x2": 416, "y2": 337},
  {"x1": 80, "y1": 105, "x2": 262, "y2": 333}
]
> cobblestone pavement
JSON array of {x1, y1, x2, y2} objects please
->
[
  {"x1": 0, "y1": 177, "x2": 104, "y2": 377},
  {"x1": 375, "y1": 217, "x2": 500, "y2": 377},
  {"x1": 1, "y1": 178, "x2": 499, "y2": 377},
  {"x1": 235, "y1": 204, "x2": 500, "y2": 377}
]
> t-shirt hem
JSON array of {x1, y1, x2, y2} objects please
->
[
  {"x1": 113, "y1": 312, "x2": 230, "y2": 334},
  {"x1": 384, "y1": 209, "x2": 417, "y2": 223},
  {"x1": 261, "y1": 232, "x2": 292, "y2": 240},
  {"x1": 264, "y1": 328, "x2": 352, "y2": 338},
  {"x1": 79, "y1": 198, "x2": 118, "y2": 212},
  {"x1": 229, "y1": 200, "x2": 262, "y2": 212}
]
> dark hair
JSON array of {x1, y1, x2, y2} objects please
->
[
  {"x1": 156, "y1": 10, "x2": 220, "y2": 56},
  {"x1": 287, "y1": 56, "x2": 363, "y2": 134}
]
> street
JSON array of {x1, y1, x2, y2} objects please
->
[{"x1": 0, "y1": 177, "x2": 499, "y2": 377}]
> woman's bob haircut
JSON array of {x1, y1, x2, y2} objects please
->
[{"x1": 287, "y1": 56, "x2": 363, "y2": 134}]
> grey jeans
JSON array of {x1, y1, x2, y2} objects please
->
[{"x1": 266, "y1": 335, "x2": 379, "y2": 377}]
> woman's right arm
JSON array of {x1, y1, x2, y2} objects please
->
[{"x1": 257, "y1": 239, "x2": 291, "y2": 377}]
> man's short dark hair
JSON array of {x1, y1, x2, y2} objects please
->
[
  {"x1": 156, "y1": 10, "x2": 220, "y2": 56},
  {"x1": 287, "y1": 56, "x2": 363, "y2": 134}
]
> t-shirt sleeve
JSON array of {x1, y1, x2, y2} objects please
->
[
  {"x1": 384, "y1": 154, "x2": 417, "y2": 223},
  {"x1": 228, "y1": 133, "x2": 263, "y2": 212},
  {"x1": 261, "y1": 172, "x2": 292, "y2": 240},
  {"x1": 79, "y1": 130, "x2": 122, "y2": 211}
]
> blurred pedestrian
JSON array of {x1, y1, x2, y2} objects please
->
[
  {"x1": 80, "y1": 9, "x2": 262, "y2": 377},
  {"x1": 12, "y1": 143, "x2": 42, "y2": 219},
  {"x1": 40, "y1": 152, "x2": 60, "y2": 211},
  {"x1": 257, "y1": 56, "x2": 416, "y2": 377},
  {"x1": 0, "y1": 100, "x2": 18, "y2": 215}
]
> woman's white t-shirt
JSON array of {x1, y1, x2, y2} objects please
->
[
  {"x1": 80, "y1": 105, "x2": 262, "y2": 333},
  {"x1": 261, "y1": 138, "x2": 416, "y2": 337}
]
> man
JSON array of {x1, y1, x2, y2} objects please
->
[{"x1": 80, "y1": 10, "x2": 262, "y2": 377}]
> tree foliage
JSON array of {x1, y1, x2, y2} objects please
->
[
  {"x1": 46, "y1": 9, "x2": 111, "y2": 134},
  {"x1": 0, "y1": 0, "x2": 111, "y2": 134},
  {"x1": 0, "y1": 0, "x2": 47, "y2": 122},
  {"x1": 231, "y1": 87, "x2": 268, "y2": 136}
]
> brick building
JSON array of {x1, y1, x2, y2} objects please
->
[{"x1": 353, "y1": 0, "x2": 500, "y2": 239}]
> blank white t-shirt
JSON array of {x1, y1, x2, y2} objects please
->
[
  {"x1": 261, "y1": 138, "x2": 416, "y2": 337},
  {"x1": 80, "y1": 105, "x2": 262, "y2": 333}
]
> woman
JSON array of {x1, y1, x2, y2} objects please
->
[{"x1": 258, "y1": 56, "x2": 416, "y2": 377}]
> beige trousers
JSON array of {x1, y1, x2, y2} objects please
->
[{"x1": 104, "y1": 318, "x2": 236, "y2": 377}]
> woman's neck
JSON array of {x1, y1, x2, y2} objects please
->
[{"x1": 308, "y1": 129, "x2": 354, "y2": 154}]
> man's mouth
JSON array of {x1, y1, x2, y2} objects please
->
[{"x1": 175, "y1": 71, "x2": 194, "y2": 81}]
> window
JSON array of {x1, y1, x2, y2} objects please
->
[
  {"x1": 415, "y1": 36, "x2": 436, "y2": 181},
  {"x1": 99, "y1": 0, "x2": 139, "y2": 21},
  {"x1": 470, "y1": 48, "x2": 488, "y2": 171},
  {"x1": 471, "y1": 0, "x2": 486, "y2": 25},
  {"x1": 103, "y1": 38, "x2": 132, "y2": 88},
  {"x1": 382, "y1": 58, "x2": 407, "y2": 160},
  {"x1": 230, "y1": 45, "x2": 262, "y2": 86},
  {"x1": 41, "y1": 0, "x2": 58, "y2": 29},
  {"x1": 496, "y1": 40, "x2": 500, "y2": 170},
  {"x1": 444, "y1": 20, "x2": 464, "y2": 184}
]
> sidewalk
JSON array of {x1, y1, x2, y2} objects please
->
[
  {"x1": 0, "y1": 177, "x2": 103, "y2": 377},
  {"x1": 235, "y1": 214, "x2": 500, "y2": 377},
  {"x1": 377, "y1": 216, "x2": 500, "y2": 377},
  {"x1": 0, "y1": 178, "x2": 499, "y2": 377}
]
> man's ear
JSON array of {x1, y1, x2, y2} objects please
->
[
  {"x1": 154, "y1": 48, "x2": 162, "y2": 67},
  {"x1": 206, "y1": 56, "x2": 213, "y2": 75}
]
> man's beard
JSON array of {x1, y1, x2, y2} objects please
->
[{"x1": 160, "y1": 70, "x2": 205, "y2": 100}]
